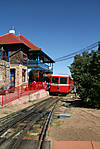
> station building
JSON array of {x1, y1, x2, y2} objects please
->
[{"x1": 0, "y1": 29, "x2": 54, "y2": 89}]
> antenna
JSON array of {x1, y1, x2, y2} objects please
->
[
  {"x1": 18, "y1": 32, "x2": 20, "y2": 35},
  {"x1": 17, "y1": 32, "x2": 21, "y2": 39}
]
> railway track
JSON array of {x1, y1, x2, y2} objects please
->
[
  {"x1": 0, "y1": 97, "x2": 54, "y2": 123},
  {"x1": 0, "y1": 96, "x2": 61, "y2": 149},
  {"x1": 37, "y1": 103, "x2": 57, "y2": 149}
]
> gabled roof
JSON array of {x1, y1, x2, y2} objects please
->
[
  {"x1": 0, "y1": 32, "x2": 54, "y2": 62},
  {"x1": 0, "y1": 33, "x2": 24, "y2": 44},
  {"x1": 18, "y1": 34, "x2": 41, "y2": 51}
]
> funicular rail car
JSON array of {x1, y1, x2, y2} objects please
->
[{"x1": 49, "y1": 75, "x2": 74, "y2": 95}]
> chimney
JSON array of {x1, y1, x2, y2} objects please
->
[{"x1": 9, "y1": 26, "x2": 15, "y2": 34}]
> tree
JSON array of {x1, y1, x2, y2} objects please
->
[{"x1": 69, "y1": 50, "x2": 100, "y2": 108}]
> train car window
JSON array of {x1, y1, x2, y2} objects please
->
[
  {"x1": 60, "y1": 77, "x2": 67, "y2": 84},
  {"x1": 52, "y1": 77, "x2": 58, "y2": 84}
]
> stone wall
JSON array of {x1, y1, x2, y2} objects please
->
[
  {"x1": 0, "y1": 60, "x2": 10, "y2": 89},
  {"x1": 3, "y1": 89, "x2": 49, "y2": 107}
]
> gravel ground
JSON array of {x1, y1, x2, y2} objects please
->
[{"x1": 47, "y1": 100, "x2": 100, "y2": 142}]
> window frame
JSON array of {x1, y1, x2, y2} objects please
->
[{"x1": 60, "y1": 77, "x2": 67, "y2": 84}]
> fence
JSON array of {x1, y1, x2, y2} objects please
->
[{"x1": 0, "y1": 82, "x2": 47, "y2": 106}]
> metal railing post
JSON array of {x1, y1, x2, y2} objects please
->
[{"x1": 2, "y1": 92, "x2": 3, "y2": 106}]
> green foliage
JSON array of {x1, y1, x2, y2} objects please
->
[{"x1": 69, "y1": 50, "x2": 100, "y2": 108}]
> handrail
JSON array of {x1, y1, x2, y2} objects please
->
[
  {"x1": 28, "y1": 60, "x2": 53, "y2": 71},
  {"x1": 0, "y1": 82, "x2": 47, "y2": 106}
]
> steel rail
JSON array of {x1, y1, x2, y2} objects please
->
[
  {"x1": 0, "y1": 113, "x2": 37, "y2": 146},
  {"x1": 7, "y1": 98, "x2": 60, "y2": 149},
  {"x1": 36, "y1": 102, "x2": 57, "y2": 149},
  {"x1": 0, "y1": 97, "x2": 53, "y2": 123},
  {"x1": 0, "y1": 97, "x2": 60, "y2": 149},
  {"x1": 0, "y1": 97, "x2": 54, "y2": 136}
]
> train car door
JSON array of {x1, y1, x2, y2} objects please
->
[
  {"x1": 50, "y1": 76, "x2": 59, "y2": 93},
  {"x1": 59, "y1": 77, "x2": 69, "y2": 93}
]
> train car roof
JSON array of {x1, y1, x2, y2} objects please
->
[
  {"x1": 51, "y1": 74, "x2": 73, "y2": 80},
  {"x1": 51, "y1": 74, "x2": 70, "y2": 77}
]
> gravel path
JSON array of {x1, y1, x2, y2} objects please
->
[{"x1": 47, "y1": 100, "x2": 100, "y2": 142}]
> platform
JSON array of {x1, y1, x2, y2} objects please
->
[{"x1": 53, "y1": 141, "x2": 100, "y2": 149}]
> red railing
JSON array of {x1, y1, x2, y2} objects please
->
[{"x1": 0, "y1": 82, "x2": 47, "y2": 106}]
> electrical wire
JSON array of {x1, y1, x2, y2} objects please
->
[{"x1": 55, "y1": 42, "x2": 99, "y2": 62}]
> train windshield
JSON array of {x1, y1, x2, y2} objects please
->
[
  {"x1": 52, "y1": 77, "x2": 58, "y2": 84},
  {"x1": 60, "y1": 77, "x2": 67, "y2": 84}
]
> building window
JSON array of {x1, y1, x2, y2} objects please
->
[
  {"x1": 0, "y1": 47, "x2": 4, "y2": 60},
  {"x1": 22, "y1": 69, "x2": 26, "y2": 82},
  {"x1": 21, "y1": 52, "x2": 27, "y2": 61}
]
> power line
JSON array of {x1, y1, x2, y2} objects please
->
[
  {"x1": 56, "y1": 55, "x2": 75, "y2": 62},
  {"x1": 55, "y1": 42, "x2": 99, "y2": 62},
  {"x1": 55, "y1": 42, "x2": 98, "y2": 61}
]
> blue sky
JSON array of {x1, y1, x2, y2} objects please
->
[{"x1": 0, "y1": 0, "x2": 100, "y2": 76}]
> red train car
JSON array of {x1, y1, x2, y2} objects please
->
[{"x1": 49, "y1": 75, "x2": 74, "y2": 95}]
